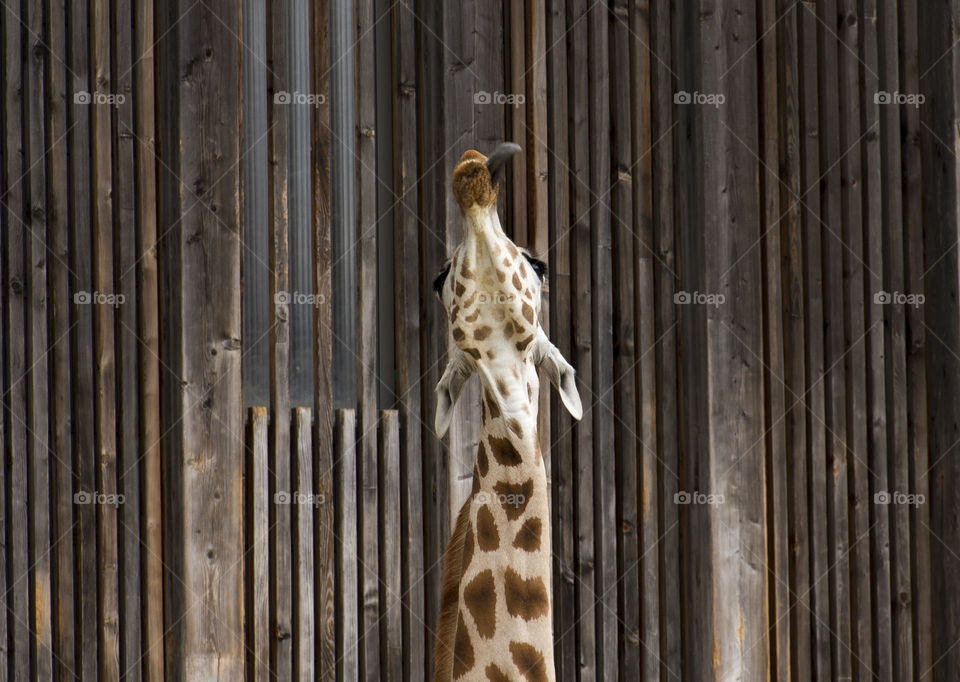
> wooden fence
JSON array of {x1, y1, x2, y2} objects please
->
[{"x1": 3, "y1": 0, "x2": 960, "y2": 680}]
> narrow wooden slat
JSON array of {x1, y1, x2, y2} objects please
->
[
  {"x1": 112, "y1": 0, "x2": 142, "y2": 674},
  {"x1": 355, "y1": 1, "x2": 380, "y2": 677},
  {"x1": 545, "y1": 0, "x2": 576, "y2": 676},
  {"x1": 797, "y1": 4, "x2": 831, "y2": 677},
  {"x1": 336, "y1": 409, "x2": 360, "y2": 681},
  {"x1": 44, "y1": 0, "x2": 76, "y2": 674},
  {"x1": 133, "y1": 0, "x2": 164, "y2": 676},
  {"x1": 268, "y1": 0, "x2": 293, "y2": 673},
  {"x1": 898, "y1": 1, "x2": 932, "y2": 675},
  {"x1": 650, "y1": 0, "x2": 681, "y2": 676},
  {"x1": 757, "y1": 0, "x2": 790, "y2": 677},
  {"x1": 627, "y1": 2, "x2": 661, "y2": 678},
  {"x1": 66, "y1": 0, "x2": 99, "y2": 673},
  {"x1": 294, "y1": 408, "x2": 315, "y2": 681},
  {"x1": 310, "y1": 0, "x2": 336, "y2": 676},
  {"x1": 506, "y1": 0, "x2": 526, "y2": 241},
  {"x1": 25, "y1": 0, "x2": 53, "y2": 675},
  {"x1": 246, "y1": 407, "x2": 270, "y2": 682},
  {"x1": 876, "y1": 2, "x2": 914, "y2": 678},
  {"x1": 0, "y1": 82, "x2": 7, "y2": 679},
  {"x1": 859, "y1": 1, "x2": 893, "y2": 676},
  {"x1": 609, "y1": 2, "x2": 640, "y2": 679},
  {"x1": 91, "y1": 0, "x2": 120, "y2": 674},
  {"x1": 566, "y1": 0, "x2": 596, "y2": 675},
  {"x1": 379, "y1": 411, "x2": 402, "y2": 681},
  {"x1": 837, "y1": 2, "x2": 873, "y2": 677},
  {"x1": 777, "y1": 1, "x2": 811, "y2": 677},
  {"x1": 390, "y1": 1, "x2": 426, "y2": 674},
  {"x1": 2, "y1": 2, "x2": 31, "y2": 678}
]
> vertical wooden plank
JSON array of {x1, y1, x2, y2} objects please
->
[
  {"x1": 336, "y1": 409, "x2": 360, "y2": 682},
  {"x1": 898, "y1": 1, "x2": 932, "y2": 675},
  {"x1": 877, "y1": 2, "x2": 914, "y2": 679},
  {"x1": 797, "y1": 4, "x2": 831, "y2": 678},
  {"x1": 155, "y1": 0, "x2": 245, "y2": 675},
  {"x1": 44, "y1": 0, "x2": 76, "y2": 673},
  {"x1": 379, "y1": 411, "x2": 402, "y2": 682},
  {"x1": 776, "y1": 1, "x2": 811, "y2": 678},
  {"x1": 757, "y1": 0, "x2": 790, "y2": 677},
  {"x1": 505, "y1": 0, "x2": 526, "y2": 242},
  {"x1": 837, "y1": 1, "x2": 873, "y2": 678},
  {"x1": 24, "y1": 0, "x2": 53, "y2": 674},
  {"x1": 703, "y1": 0, "x2": 768, "y2": 676},
  {"x1": 0, "y1": 196, "x2": 6, "y2": 681},
  {"x1": 416, "y1": 0, "x2": 449, "y2": 674},
  {"x1": 91, "y1": 0, "x2": 121, "y2": 675},
  {"x1": 860, "y1": 1, "x2": 894, "y2": 677},
  {"x1": 544, "y1": 0, "x2": 577, "y2": 677},
  {"x1": 609, "y1": 2, "x2": 640, "y2": 679},
  {"x1": 310, "y1": 0, "x2": 336, "y2": 676},
  {"x1": 2, "y1": 3, "x2": 30, "y2": 680},
  {"x1": 293, "y1": 408, "x2": 315, "y2": 681},
  {"x1": 112, "y1": 0, "x2": 142, "y2": 674},
  {"x1": 133, "y1": 0, "x2": 164, "y2": 675},
  {"x1": 355, "y1": 0, "x2": 380, "y2": 677},
  {"x1": 918, "y1": 1, "x2": 960, "y2": 678},
  {"x1": 246, "y1": 407, "x2": 270, "y2": 682},
  {"x1": 566, "y1": 0, "x2": 596, "y2": 676},
  {"x1": 627, "y1": 2, "x2": 662, "y2": 679},
  {"x1": 268, "y1": 0, "x2": 293, "y2": 673},
  {"x1": 816, "y1": 1, "x2": 854, "y2": 676},
  {"x1": 66, "y1": 0, "x2": 99, "y2": 674},
  {"x1": 649, "y1": 0, "x2": 681, "y2": 676},
  {"x1": 390, "y1": 0, "x2": 426, "y2": 674}
]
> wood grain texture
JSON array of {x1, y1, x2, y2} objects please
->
[
  {"x1": 336, "y1": 409, "x2": 360, "y2": 681},
  {"x1": 294, "y1": 408, "x2": 316, "y2": 682},
  {"x1": 379, "y1": 411, "x2": 403, "y2": 682},
  {"x1": 247, "y1": 408, "x2": 270, "y2": 682}
]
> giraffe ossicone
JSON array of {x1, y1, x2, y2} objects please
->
[{"x1": 432, "y1": 143, "x2": 583, "y2": 682}]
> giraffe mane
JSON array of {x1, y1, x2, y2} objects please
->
[{"x1": 432, "y1": 497, "x2": 473, "y2": 682}]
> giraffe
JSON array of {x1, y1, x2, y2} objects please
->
[{"x1": 431, "y1": 143, "x2": 583, "y2": 682}]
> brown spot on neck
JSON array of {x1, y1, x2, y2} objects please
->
[{"x1": 509, "y1": 641, "x2": 549, "y2": 682}]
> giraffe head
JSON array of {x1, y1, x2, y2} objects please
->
[{"x1": 433, "y1": 143, "x2": 582, "y2": 437}]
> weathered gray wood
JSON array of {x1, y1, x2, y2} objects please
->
[
  {"x1": 336, "y1": 409, "x2": 360, "y2": 681},
  {"x1": 91, "y1": 0, "x2": 121, "y2": 674},
  {"x1": 797, "y1": 4, "x2": 831, "y2": 677},
  {"x1": 757, "y1": 0, "x2": 790, "y2": 677},
  {"x1": 627, "y1": 2, "x2": 662, "y2": 678},
  {"x1": 24, "y1": 0, "x2": 53, "y2": 675},
  {"x1": 379, "y1": 411, "x2": 402, "y2": 682},
  {"x1": 310, "y1": 0, "x2": 336, "y2": 676},
  {"x1": 650, "y1": 0, "x2": 681, "y2": 676},
  {"x1": 355, "y1": 1, "x2": 380, "y2": 677},
  {"x1": 860, "y1": 1, "x2": 894, "y2": 677},
  {"x1": 112, "y1": 0, "x2": 142, "y2": 674},
  {"x1": 609, "y1": 2, "x2": 640, "y2": 678},
  {"x1": 544, "y1": 0, "x2": 577, "y2": 677},
  {"x1": 44, "y1": 0, "x2": 76, "y2": 674},
  {"x1": 294, "y1": 408, "x2": 315, "y2": 681},
  {"x1": 919, "y1": 1, "x2": 960, "y2": 677},
  {"x1": 247, "y1": 407, "x2": 270, "y2": 682},
  {"x1": 390, "y1": 1, "x2": 426, "y2": 676},
  {"x1": 155, "y1": 0, "x2": 245, "y2": 675},
  {"x1": 898, "y1": 1, "x2": 932, "y2": 675},
  {"x1": 268, "y1": 0, "x2": 294, "y2": 672},
  {"x1": 566, "y1": 0, "x2": 596, "y2": 675},
  {"x1": 506, "y1": 0, "x2": 526, "y2": 242},
  {"x1": 133, "y1": 0, "x2": 164, "y2": 676},
  {"x1": 837, "y1": 1, "x2": 874, "y2": 677}
]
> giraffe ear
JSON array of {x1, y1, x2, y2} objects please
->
[
  {"x1": 532, "y1": 329, "x2": 583, "y2": 420},
  {"x1": 435, "y1": 350, "x2": 474, "y2": 438}
]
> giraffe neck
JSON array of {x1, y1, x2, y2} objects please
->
[{"x1": 442, "y1": 360, "x2": 554, "y2": 681}]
